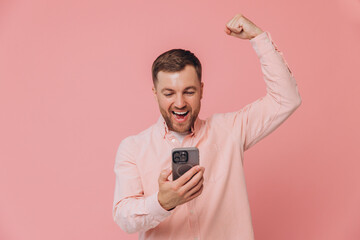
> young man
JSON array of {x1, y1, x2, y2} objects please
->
[{"x1": 113, "y1": 13, "x2": 301, "y2": 240}]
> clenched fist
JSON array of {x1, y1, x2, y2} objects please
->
[{"x1": 225, "y1": 13, "x2": 264, "y2": 40}]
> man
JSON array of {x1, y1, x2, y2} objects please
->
[{"x1": 113, "y1": 13, "x2": 301, "y2": 240}]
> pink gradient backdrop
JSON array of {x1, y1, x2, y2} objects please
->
[{"x1": 1, "y1": 0, "x2": 359, "y2": 239}]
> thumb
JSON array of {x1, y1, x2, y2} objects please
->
[
  {"x1": 159, "y1": 167, "x2": 172, "y2": 182},
  {"x1": 224, "y1": 27, "x2": 231, "y2": 35},
  {"x1": 230, "y1": 26, "x2": 243, "y2": 35}
]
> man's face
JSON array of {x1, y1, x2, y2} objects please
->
[{"x1": 152, "y1": 65, "x2": 203, "y2": 133}]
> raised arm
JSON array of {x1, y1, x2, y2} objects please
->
[{"x1": 224, "y1": 13, "x2": 302, "y2": 151}]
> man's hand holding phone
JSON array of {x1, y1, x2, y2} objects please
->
[{"x1": 157, "y1": 166, "x2": 205, "y2": 211}]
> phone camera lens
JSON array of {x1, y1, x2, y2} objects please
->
[
  {"x1": 173, "y1": 151, "x2": 188, "y2": 163},
  {"x1": 180, "y1": 151, "x2": 188, "y2": 162}
]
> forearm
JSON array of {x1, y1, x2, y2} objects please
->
[{"x1": 113, "y1": 192, "x2": 171, "y2": 234}]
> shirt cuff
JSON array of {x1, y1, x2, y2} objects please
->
[
  {"x1": 249, "y1": 31, "x2": 276, "y2": 58},
  {"x1": 145, "y1": 191, "x2": 172, "y2": 220}
]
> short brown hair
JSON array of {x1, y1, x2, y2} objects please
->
[{"x1": 151, "y1": 49, "x2": 202, "y2": 86}]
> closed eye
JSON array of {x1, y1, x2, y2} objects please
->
[{"x1": 185, "y1": 92, "x2": 195, "y2": 95}]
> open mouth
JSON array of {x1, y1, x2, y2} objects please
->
[{"x1": 172, "y1": 111, "x2": 189, "y2": 121}]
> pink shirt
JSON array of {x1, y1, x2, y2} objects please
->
[{"x1": 112, "y1": 31, "x2": 302, "y2": 240}]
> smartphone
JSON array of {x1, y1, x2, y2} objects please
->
[{"x1": 172, "y1": 147, "x2": 199, "y2": 181}]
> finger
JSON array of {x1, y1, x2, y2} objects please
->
[
  {"x1": 175, "y1": 165, "x2": 200, "y2": 186},
  {"x1": 230, "y1": 31, "x2": 241, "y2": 38},
  {"x1": 184, "y1": 177, "x2": 204, "y2": 198},
  {"x1": 226, "y1": 25, "x2": 242, "y2": 34},
  {"x1": 225, "y1": 16, "x2": 235, "y2": 27},
  {"x1": 229, "y1": 15, "x2": 244, "y2": 33},
  {"x1": 158, "y1": 167, "x2": 172, "y2": 182},
  {"x1": 235, "y1": 26, "x2": 243, "y2": 34},
  {"x1": 226, "y1": 17, "x2": 236, "y2": 30},
  {"x1": 224, "y1": 27, "x2": 231, "y2": 35},
  {"x1": 229, "y1": 14, "x2": 241, "y2": 29},
  {"x1": 186, "y1": 173, "x2": 203, "y2": 193},
  {"x1": 228, "y1": 21, "x2": 243, "y2": 34},
  {"x1": 180, "y1": 169, "x2": 204, "y2": 193},
  {"x1": 226, "y1": 14, "x2": 239, "y2": 30},
  {"x1": 187, "y1": 184, "x2": 204, "y2": 201}
]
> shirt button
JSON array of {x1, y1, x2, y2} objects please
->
[
  {"x1": 190, "y1": 210, "x2": 194, "y2": 214},
  {"x1": 171, "y1": 139, "x2": 176, "y2": 143},
  {"x1": 194, "y1": 237, "x2": 199, "y2": 240}
]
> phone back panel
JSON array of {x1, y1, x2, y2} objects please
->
[{"x1": 172, "y1": 147, "x2": 199, "y2": 181}]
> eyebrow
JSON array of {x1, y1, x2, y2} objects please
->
[{"x1": 161, "y1": 86, "x2": 197, "y2": 93}]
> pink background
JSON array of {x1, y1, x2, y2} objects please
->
[{"x1": 1, "y1": 0, "x2": 359, "y2": 239}]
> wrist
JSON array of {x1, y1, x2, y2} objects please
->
[
  {"x1": 157, "y1": 192, "x2": 174, "y2": 211},
  {"x1": 250, "y1": 29, "x2": 264, "y2": 40}
]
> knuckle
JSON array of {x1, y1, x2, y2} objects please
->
[
  {"x1": 178, "y1": 190, "x2": 185, "y2": 197},
  {"x1": 193, "y1": 182, "x2": 201, "y2": 190},
  {"x1": 171, "y1": 184, "x2": 179, "y2": 191}
]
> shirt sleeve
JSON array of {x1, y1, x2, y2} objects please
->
[
  {"x1": 218, "y1": 31, "x2": 302, "y2": 151},
  {"x1": 112, "y1": 137, "x2": 172, "y2": 234}
]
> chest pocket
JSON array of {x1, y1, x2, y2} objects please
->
[{"x1": 199, "y1": 143, "x2": 228, "y2": 183}]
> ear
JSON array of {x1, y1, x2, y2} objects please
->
[
  {"x1": 152, "y1": 85, "x2": 158, "y2": 101},
  {"x1": 200, "y1": 81, "x2": 204, "y2": 99}
]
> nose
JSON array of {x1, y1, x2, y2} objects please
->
[{"x1": 174, "y1": 94, "x2": 186, "y2": 109}]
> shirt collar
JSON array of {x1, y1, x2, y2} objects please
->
[{"x1": 156, "y1": 114, "x2": 202, "y2": 139}]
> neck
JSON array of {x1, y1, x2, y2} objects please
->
[{"x1": 170, "y1": 129, "x2": 190, "y2": 134}]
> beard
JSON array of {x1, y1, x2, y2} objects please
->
[{"x1": 160, "y1": 104, "x2": 200, "y2": 133}]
